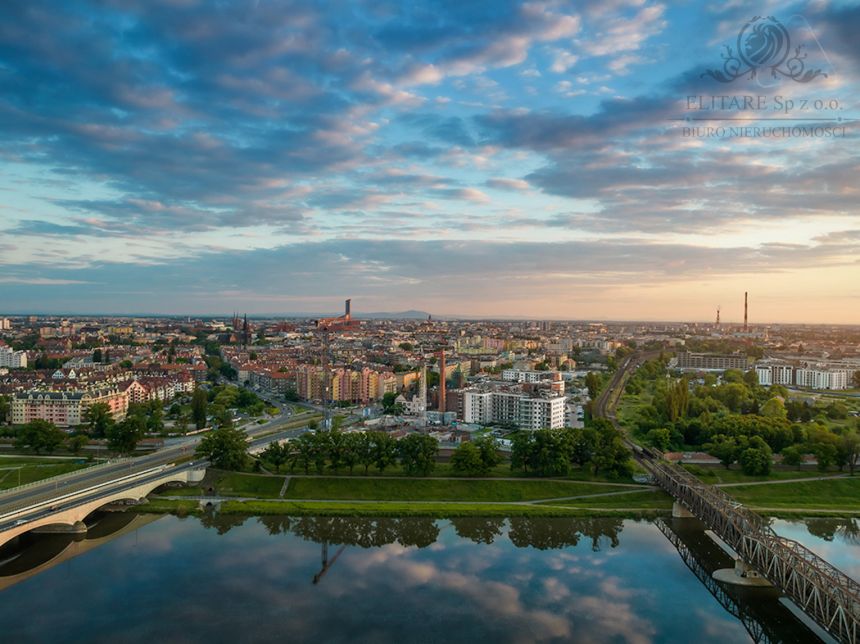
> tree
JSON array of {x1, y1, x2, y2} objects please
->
[
  {"x1": 510, "y1": 431, "x2": 535, "y2": 473},
  {"x1": 67, "y1": 433, "x2": 89, "y2": 455},
  {"x1": 370, "y1": 432, "x2": 398, "y2": 473},
  {"x1": 812, "y1": 442, "x2": 838, "y2": 472},
  {"x1": 356, "y1": 432, "x2": 375, "y2": 475},
  {"x1": 645, "y1": 428, "x2": 671, "y2": 451},
  {"x1": 451, "y1": 441, "x2": 485, "y2": 476},
  {"x1": 760, "y1": 397, "x2": 788, "y2": 420},
  {"x1": 262, "y1": 442, "x2": 289, "y2": 473},
  {"x1": 196, "y1": 426, "x2": 249, "y2": 470},
  {"x1": 474, "y1": 435, "x2": 502, "y2": 471},
  {"x1": 0, "y1": 394, "x2": 9, "y2": 424},
  {"x1": 381, "y1": 391, "x2": 399, "y2": 414},
  {"x1": 341, "y1": 432, "x2": 363, "y2": 474},
  {"x1": 16, "y1": 420, "x2": 65, "y2": 454},
  {"x1": 740, "y1": 446, "x2": 772, "y2": 475},
  {"x1": 853, "y1": 370, "x2": 860, "y2": 389},
  {"x1": 146, "y1": 401, "x2": 164, "y2": 434},
  {"x1": 398, "y1": 433, "x2": 438, "y2": 476},
  {"x1": 585, "y1": 372, "x2": 602, "y2": 399},
  {"x1": 292, "y1": 434, "x2": 316, "y2": 474},
  {"x1": 84, "y1": 402, "x2": 114, "y2": 438},
  {"x1": 780, "y1": 445, "x2": 804, "y2": 469},
  {"x1": 92, "y1": 348, "x2": 102, "y2": 363},
  {"x1": 192, "y1": 387, "x2": 208, "y2": 430},
  {"x1": 839, "y1": 432, "x2": 860, "y2": 476},
  {"x1": 706, "y1": 435, "x2": 742, "y2": 469},
  {"x1": 106, "y1": 415, "x2": 145, "y2": 455}
]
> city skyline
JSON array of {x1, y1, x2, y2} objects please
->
[{"x1": 1, "y1": 1, "x2": 859, "y2": 322}]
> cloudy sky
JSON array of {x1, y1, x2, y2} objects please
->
[{"x1": 1, "y1": 0, "x2": 858, "y2": 322}]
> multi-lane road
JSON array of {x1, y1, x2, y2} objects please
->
[{"x1": 0, "y1": 408, "x2": 320, "y2": 518}]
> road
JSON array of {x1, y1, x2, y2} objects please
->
[{"x1": 0, "y1": 408, "x2": 320, "y2": 517}]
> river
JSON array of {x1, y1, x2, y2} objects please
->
[{"x1": 0, "y1": 512, "x2": 857, "y2": 643}]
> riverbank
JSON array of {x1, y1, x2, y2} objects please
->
[{"x1": 136, "y1": 470, "x2": 860, "y2": 519}]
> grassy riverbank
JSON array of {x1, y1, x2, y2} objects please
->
[
  {"x1": 0, "y1": 457, "x2": 93, "y2": 490},
  {"x1": 142, "y1": 470, "x2": 860, "y2": 518}
]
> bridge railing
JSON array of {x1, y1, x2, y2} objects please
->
[
  {"x1": 649, "y1": 460, "x2": 860, "y2": 643},
  {"x1": 0, "y1": 457, "x2": 133, "y2": 499}
]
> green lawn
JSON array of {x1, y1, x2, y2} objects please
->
[
  {"x1": 216, "y1": 472, "x2": 286, "y2": 497},
  {"x1": 727, "y1": 477, "x2": 860, "y2": 511},
  {"x1": 0, "y1": 461, "x2": 92, "y2": 490},
  {"x1": 217, "y1": 499, "x2": 657, "y2": 518},
  {"x1": 542, "y1": 489, "x2": 674, "y2": 510},
  {"x1": 683, "y1": 465, "x2": 840, "y2": 485},
  {"x1": 283, "y1": 477, "x2": 632, "y2": 502}
]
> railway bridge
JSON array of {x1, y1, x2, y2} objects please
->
[{"x1": 598, "y1": 351, "x2": 860, "y2": 643}]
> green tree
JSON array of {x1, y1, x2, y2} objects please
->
[
  {"x1": 0, "y1": 394, "x2": 9, "y2": 424},
  {"x1": 84, "y1": 402, "x2": 114, "y2": 438},
  {"x1": 474, "y1": 435, "x2": 502, "y2": 471},
  {"x1": 760, "y1": 397, "x2": 788, "y2": 420},
  {"x1": 196, "y1": 426, "x2": 249, "y2": 470},
  {"x1": 106, "y1": 415, "x2": 145, "y2": 455},
  {"x1": 67, "y1": 433, "x2": 89, "y2": 455},
  {"x1": 706, "y1": 435, "x2": 742, "y2": 469},
  {"x1": 451, "y1": 441, "x2": 485, "y2": 476},
  {"x1": 370, "y1": 432, "x2": 398, "y2": 473},
  {"x1": 381, "y1": 391, "x2": 399, "y2": 414},
  {"x1": 146, "y1": 401, "x2": 164, "y2": 434},
  {"x1": 510, "y1": 431, "x2": 535, "y2": 473},
  {"x1": 292, "y1": 433, "x2": 316, "y2": 474},
  {"x1": 262, "y1": 441, "x2": 289, "y2": 473},
  {"x1": 645, "y1": 428, "x2": 671, "y2": 451},
  {"x1": 16, "y1": 419, "x2": 65, "y2": 454},
  {"x1": 341, "y1": 432, "x2": 363, "y2": 474},
  {"x1": 812, "y1": 442, "x2": 838, "y2": 472},
  {"x1": 398, "y1": 433, "x2": 438, "y2": 476},
  {"x1": 356, "y1": 432, "x2": 375, "y2": 475},
  {"x1": 92, "y1": 348, "x2": 102, "y2": 363},
  {"x1": 838, "y1": 431, "x2": 860, "y2": 476},
  {"x1": 780, "y1": 445, "x2": 804, "y2": 469},
  {"x1": 585, "y1": 372, "x2": 602, "y2": 399},
  {"x1": 739, "y1": 444, "x2": 772, "y2": 475},
  {"x1": 192, "y1": 387, "x2": 208, "y2": 430}
]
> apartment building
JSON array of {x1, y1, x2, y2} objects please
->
[{"x1": 462, "y1": 387, "x2": 566, "y2": 430}]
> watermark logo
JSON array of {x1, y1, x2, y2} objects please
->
[{"x1": 702, "y1": 16, "x2": 827, "y2": 83}]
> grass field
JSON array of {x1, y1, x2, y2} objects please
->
[
  {"x1": 683, "y1": 465, "x2": 838, "y2": 485},
  {"x1": 727, "y1": 477, "x2": 860, "y2": 511},
  {"x1": 0, "y1": 459, "x2": 93, "y2": 490},
  {"x1": 216, "y1": 473, "x2": 285, "y2": 497},
  {"x1": 216, "y1": 499, "x2": 661, "y2": 518},
  {"x1": 283, "y1": 477, "x2": 633, "y2": 502},
  {"x1": 542, "y1": 489, "x2": 675, "y2": 510}
]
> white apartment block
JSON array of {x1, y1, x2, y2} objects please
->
[
  {"x1": 0, "y1": 345, "x2": 27, "y2": 368},
  {"x1": 462, "y1": 388, "x2": 566, "y2": 430},
  {"x1": 0, "y1": 318, "x2": 11, "y2": 330},
  {"x1": 755, "y1": 362, "x2": 853, "y2": 391}
]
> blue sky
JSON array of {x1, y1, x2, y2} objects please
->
[{"x1": 1, "y1": 0, "x2": 858, "y2": 321}]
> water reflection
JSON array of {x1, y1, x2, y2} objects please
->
[{"x1": 0, "y1": 513, "x2": 851, "y2": 643}]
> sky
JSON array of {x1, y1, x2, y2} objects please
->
[{"x1": 0, "y1": 0, "x2": 858, "y2": 322}]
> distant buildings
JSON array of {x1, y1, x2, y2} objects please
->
[
  {"x1": 462, "y1": 387, "x2": 565, "y2": 430},
  {"x1": 676, "y1": 351, "x2": 748, "y2": 371},
  {"x1": 0, "y1": 344, "x2": 27, "y2": 369},
  {"x1": 11, "y1": 387, "x2": 128, "y2": 428},
  {"x1": 756, "y1": 362, "x2": 854, "y2": 391}
]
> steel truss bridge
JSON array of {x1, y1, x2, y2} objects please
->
[
  {"x1": 598, "y1": 351, "x2": 860, "y2": 643},
  {"x1": 647, "y1": 460, "x2": 859, "y2": 643},
  {"x1": 655, "y1": 517, "x2": 777, "y2": 644}
]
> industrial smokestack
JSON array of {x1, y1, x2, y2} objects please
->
[
  {"x1": 439, "y1": 349, "x2": 447, "y2": 415},
  {"x1": 744, "y1": 292, "x2": 748, "y2": 332}
]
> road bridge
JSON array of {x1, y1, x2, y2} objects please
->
[
  {"x1": 0, "y1": 419, "x2": 309, "y2": 551},
  {"x1": 597, "y1": 351, "x2": 860, "y2": 644}
]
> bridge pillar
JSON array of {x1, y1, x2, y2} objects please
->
[
  {"x1": 713, "y1": 558, "x2": 772, "y2": 587},
  {"x1": 32, "y1": 521, "x2": 88, "y2": 535},
  {"x1": 672, "y1": 501, "x2": 695, "y2": 518}
]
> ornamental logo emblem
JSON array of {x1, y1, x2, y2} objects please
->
[{"x1": 702, "y1": 16, "x2": 827, "y2": 83}]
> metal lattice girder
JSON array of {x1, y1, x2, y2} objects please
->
[{"x1": 646, "y1": 460, "x2": 860, "y2": 644}]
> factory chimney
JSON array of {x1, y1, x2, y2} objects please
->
[
  {"x1": 743, "y1": 292, "x2": 748, "y2": 332},
  {"x1": 438, "y1": 349, "x2": 447, "y2": 414}
]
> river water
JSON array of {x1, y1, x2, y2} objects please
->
[{"x1": 0, "y1": 513, "x2": 857, "y2": 643}]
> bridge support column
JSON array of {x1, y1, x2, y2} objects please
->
[
  {"x1": 672, "y1": 501, "x2": 694, "y2": 518},
  {"x1": 32, "y1": 521, "x2": 88, "y2": 535},
  {"x1": 713, "y1": 559, "x2": 772, "y2": 587}
]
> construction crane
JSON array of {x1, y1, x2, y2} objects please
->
[{"x1": 314, "y1": 299, "x2": 360, "y2": 430}]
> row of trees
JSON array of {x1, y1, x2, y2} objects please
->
[
  {"x1": 200, "y1": 428, "x2": 442, "y2": 476},
  {"x1": 510, "y1": 420, "x2": 632, "y2": 477}
]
